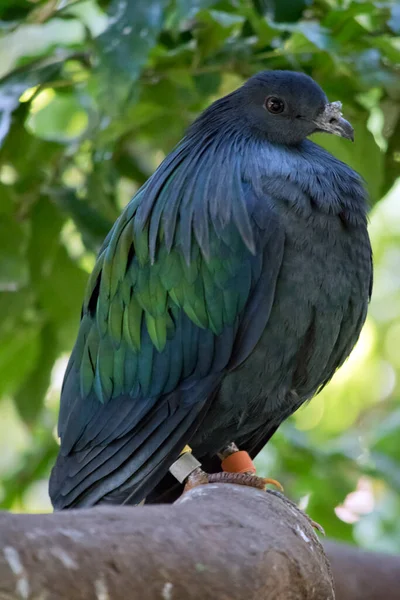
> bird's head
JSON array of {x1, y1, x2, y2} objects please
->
[{"x1": 236, "y1": 70, "x2": 354, "y2": 145}]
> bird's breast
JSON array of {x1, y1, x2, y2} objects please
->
[{"x1": 206, "y1": 204, "x2": 371, "y2": 448}]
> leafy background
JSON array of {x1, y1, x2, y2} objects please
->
[{"x1": 0, "y1": 0, "x2": 399, "y2": 553}]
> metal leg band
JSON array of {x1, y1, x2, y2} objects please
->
[{"x1": 169, "y1": 451, "x2": 202, "y2": 483}]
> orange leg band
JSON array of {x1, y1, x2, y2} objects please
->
[{"x1": 221, "y1": 450, "x2": 256, "y2": 474}]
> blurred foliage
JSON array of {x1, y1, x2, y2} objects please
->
[{"x1": 0, "y1": 0, "x2": 399, "y2": 553}]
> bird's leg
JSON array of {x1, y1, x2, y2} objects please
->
[
  {"x1": 217, "y1": 441, "x2": 240, "y2": 460},
  {"x1": 170, "y1": 443, "x2": 283, "y2": 493},
  {"x1": 209, "y1": 442, "x2": 283, "y2": 490},
  {"x1": 214, "y1": 442, "x2": 283, "y2": 491}
]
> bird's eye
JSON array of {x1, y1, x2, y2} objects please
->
[{"x1": 265, "y1": 97, "x2": 285, "y2": 114}]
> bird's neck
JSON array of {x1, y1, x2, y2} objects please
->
[{"x1": 134, "y1": 117, "x2": 368, "y2": 266}]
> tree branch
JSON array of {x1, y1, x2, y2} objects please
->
[
  {"x1": 324, "y1": 540, "x2": 400, "y2": 600},
  {"x1": 1, "y1": 484, "x2": 400, "y2": 599},
  {"x1": 0, "y1": 484, "x2": 333, "y2": 600}
]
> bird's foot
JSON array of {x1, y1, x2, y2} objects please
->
[
  {"x1": 184, "y1": 466, "x2": 283, "y2": 493},
  {"x1": 170, "y1": 443, "x2": 283, "y2": 494},
  {"x1": 220, "y1": 443, "x2": 283, "y2": 491}
]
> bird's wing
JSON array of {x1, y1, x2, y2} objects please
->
[{"x1": 49, "y1": 142, "x2": 285, "y2": 509}]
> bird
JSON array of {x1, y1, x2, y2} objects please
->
[{"x1": 49, "y1": 70, "x2": 372, "y2": 510}]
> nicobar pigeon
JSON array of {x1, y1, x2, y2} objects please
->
[{"x1": 50, "y1": 71, "x2": 372, "y2": 509}]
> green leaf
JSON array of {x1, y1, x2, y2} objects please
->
[
  {"x1": 194, "y1": 71, "x2": 222, "y2": 96},
  {"x1": 0, "y1": 214, "x2": 29, "y2": 291},
  {"x1": 0, "y1": 1, "x2": 33, "y2": 20},
  {"x1": 373, "y1": 35, "x2": 400, "y2": 66},
  {"x1": 195, "y1": 9, "x2": 245, "y2": 58},
  {"x1": 173, "y1": 0, "x2": 219, "y2": 21},
  {"x1": 0, "y1": 325, "x2": 40, "y2": 400},
  {"x1": 0, "y1": 103, "x2": 63, "y2": 186},
  {"x1": 86, "y1": 159, "x2": 121, "y2": 223},
  {"x1": 35, "y1": 245, "x2": 88, "y2": 350},
  {"x1": 65, "y1": 0, "x2": 108, "y2": 38},
  {"x1": 94, "y1": 0, "x2": 169, "y2": 114},
  {"x1": 352, "y1": 49, "x2": 400, "y2": 94},
  {"x1": 53, "y1": 189, "x2": 113, "y2": 252},
  {"x1": 0, "y1": 428, "x2": 58, "y2": 511},
  {"x1": 253, "y1": 0, "x2": 309, "y2": 23},
  {"x1": 27, "y1": 196, "x2": 65, "y2": 300},
  {"x1": 388, "y1": 4, "x2": 400, "y2": 34},
  {"x1": 382, "y1": 111, "x2": 400, "y2": 197},
  {"x1": 284, "y1": 22, "x2": 335, "y2": 53},
  {"x1": 27, "y1": 91, "x2": 88, "y2": 143},
  {"x1": 0, "y1": 62, "x2": 62, "y2": 148},
  {"x1": 14, "y1": 323, "x2": 58, "y2": 425},
  {"x1": 0, "y1": 18, "x2": 85, "y2": 79}
]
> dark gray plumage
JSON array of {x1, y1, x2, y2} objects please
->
[{"x1": 50, "y1": 70, "x2": 372, "y2": 509}]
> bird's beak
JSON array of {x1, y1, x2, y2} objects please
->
[{"x1": 313, "y1": 101, "x2": 354, "y2": 142}]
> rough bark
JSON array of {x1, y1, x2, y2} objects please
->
[
  {"x1": 0, "y1": 484, "x2": 399, "y2": 600},
  {"x1": 0, "y1": 484, "x2": 333, "y2": 600}
]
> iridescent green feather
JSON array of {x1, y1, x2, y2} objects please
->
[
  {"x1": 183, "y1": 278, "x2": 208, "y2": 329},
  {"x1": 135, "y1": 268, "x2": 151, "y2": 311},
  {"x1": 159, "y1": 250, "x2": 182, "y2": 290},
  {"x1": 124, "y1": 346, "x2": 138, "y2": 392},
  {"x1": 138, "y1": 338, "x2": 153, "y2": 396},
  {"x1": 108, "y1": 292, "x2": 124, "y2": 348},
  {"x1": 113, "y1": 343, "x2": 126, "y2": 397},
  {"x1": 145, "y1": 313, "x2": 167, "y2": 352},
  {"x1": 180, "y1": 252, "x2": 199, "y2": 284},
  {"x1": 169, "y1": 285, "x2": 185, "y2": 307},
  {"x1": 148, "y1": 269, "x2": 167, "y2": 317},
  {"x1": 109, "y1": 221, "x2": 134, "y2": 299},
  {"x1": 201, "y1": 261, "x2": 225, "y2": 334},
  {"x1": 223, "y1": 287, "x2": 240, "y2": 325},
  {"x1": 73, "y1": 314, "x2": 92, "y2": 365},
  {"x1": 83, "y1": 256, "x2": 104, "y2": 314},
  {"x1": 79, "y1": 324, "x2": 99, "y2": 397},
  {"x1": 133, "y1": 222, "x2": 149, "y2": 266},
  {"x1": 123, "y1": 295, "x2": 142, "y2": 351},
  {"x1": 94, "y1": 336, "x2": 114, "y2": 403}
]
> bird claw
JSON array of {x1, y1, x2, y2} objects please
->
[
  {"x1": 262, "y1": 477, "x2": 284, "y2": 492},
  {"x1": 183, "y1": 467, "x2": 283, "y2": 493},
  {"x1": 310, "y1": 519, "x2": 325, "y2": 536}
]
